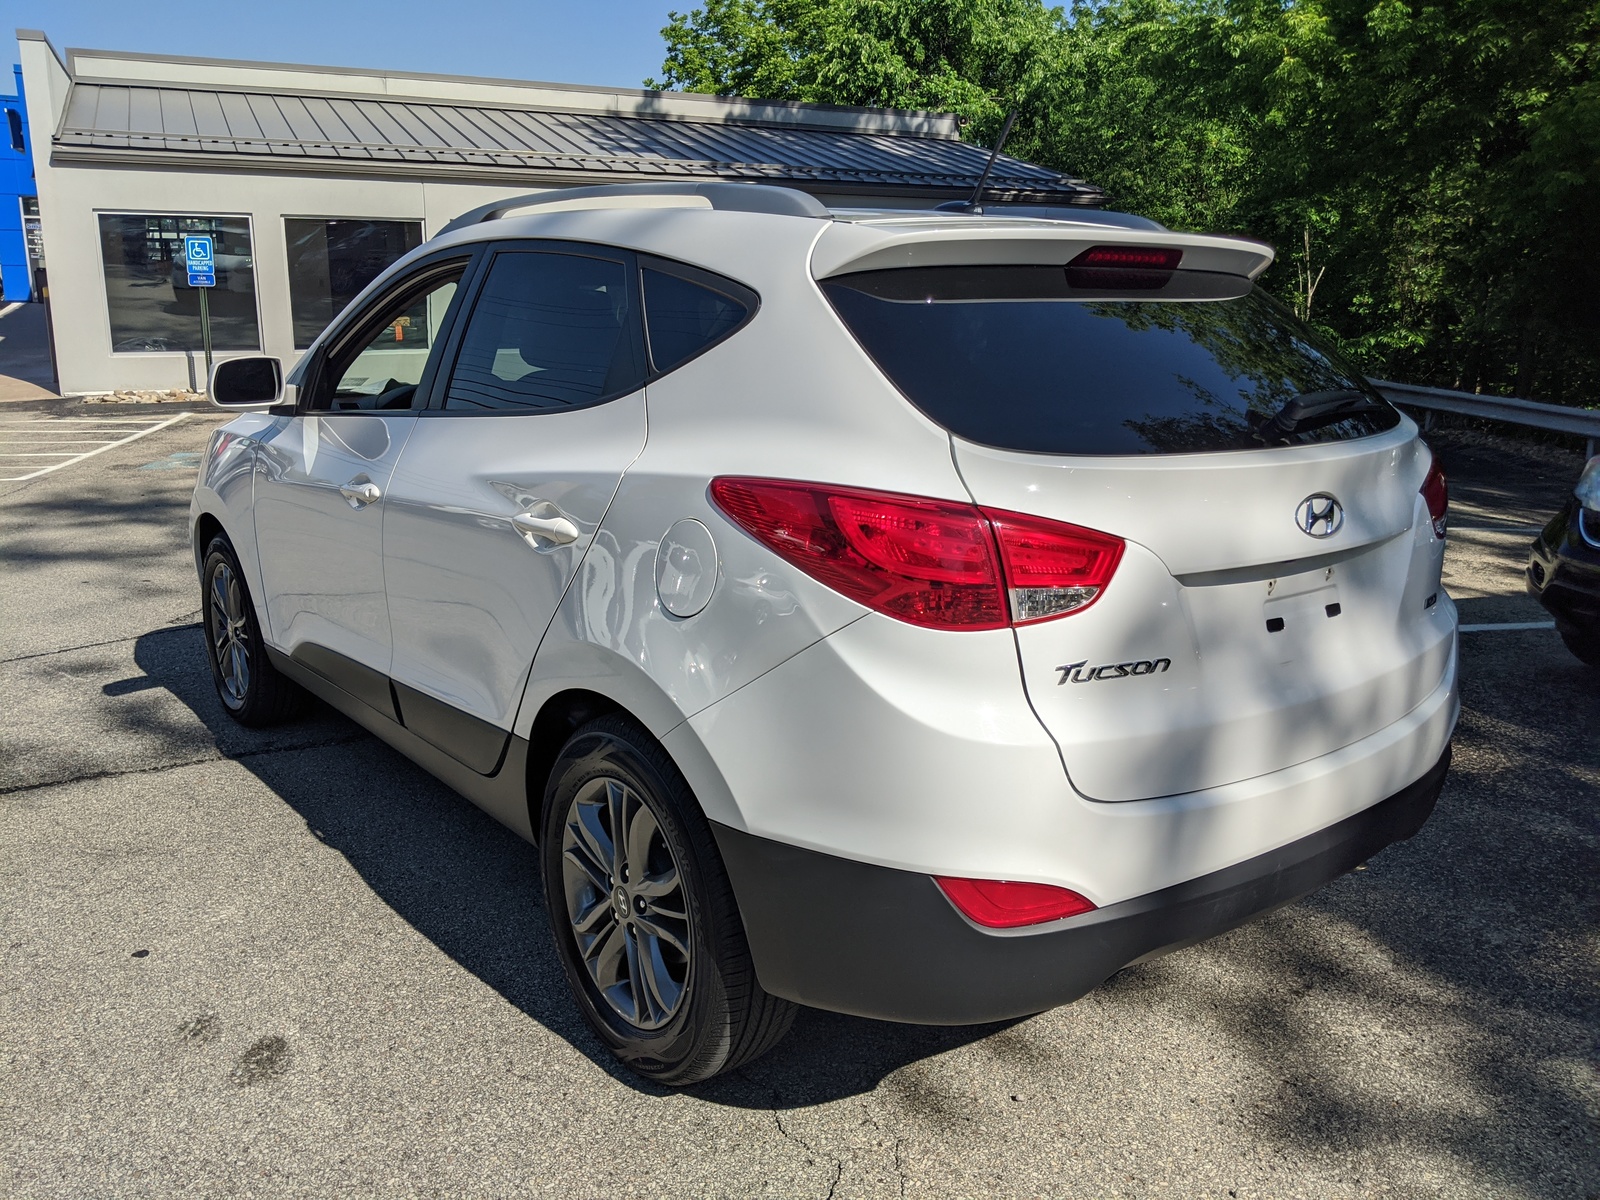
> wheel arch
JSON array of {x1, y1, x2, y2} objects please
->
[
  {"x1": 517, "y1": 643, "x2": 745, "y2": 841},
  {"x1": 193, "y1": 510, "x2": 225, "y2": 571}
]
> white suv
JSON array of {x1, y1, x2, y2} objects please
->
[{"x1": 192, "y1": 183, "x2": 1457, "y2": 1084}]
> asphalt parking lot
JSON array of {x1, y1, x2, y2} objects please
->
[{"x1": 2, "y1": 404, "x2": 1596, "y2": 1199}]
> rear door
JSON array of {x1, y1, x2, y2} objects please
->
[
  {"x1": 381, "y1": 244, "x2": 648, "y2": 772},
  {"x1": 252, "y1": 257, "x2": 468, "y2": 714},
  {"x1": 821, "y1": 263, "x2": 1454, "y2": 801}
]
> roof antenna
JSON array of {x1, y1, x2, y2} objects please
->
[{"x1": 937, "y1": 109, "x2": 1018, "y2": 216}]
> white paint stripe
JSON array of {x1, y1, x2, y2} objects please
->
[
  {"x1": 0, "y1": 413, "x2": 191, "y2": 481},
  {"x1": 1451, "y1": 525, "x2": 1544, "y2": 535},
  {"x1": 0, "y1": 301, "x2": 24, "y2": 319},
  {"x1": 0, "y1": 422, "x2": 167, "y2": 429},
  {"x1": 1458, "y1": 621, "x2": 1556, "y2": 633},
  {"x1": 0, "y1": 417, "x2": 172, "y2": 425},
  {"x1": 0, "y1": 452, "x2": 98, "y2": 458}
]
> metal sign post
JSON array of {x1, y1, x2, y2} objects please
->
[{"x1": 182, "y1": 234, "x2": 216, "y2": 388}]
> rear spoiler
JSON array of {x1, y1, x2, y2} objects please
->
[{"x1": 813, "y1": 226, "x2": 1276, "y2": 281}]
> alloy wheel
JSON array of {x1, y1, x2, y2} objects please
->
[
  {"x1": 208, "y1": 561, "x2": 251, "y2": 707},
  {"x1": 560, "y1": 776, "x2": 691, "y2": 1030}
]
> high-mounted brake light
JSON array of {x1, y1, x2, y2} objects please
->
[
  {"x1": 934, "y1": 876, "x2": 1097, "y2": 928},
  {"x1": 1066, "y1": 245, "x2": 1183, "y2": 291},
  {"x1": 1420, "y1": 459, "x2": 1448, "y2": 539},
  {"x1": 1069, "y1": 246, "x2": 1184, "y2": 271},
  {"x1": 708, "y1": 478, "x2": 1124, "y2": 631}
]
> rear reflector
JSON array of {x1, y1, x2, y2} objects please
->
[
  {"x1": 934, "y1": 876, "x2": 1097, "y2": 928},
  {"x1": 1420, "y1": 458, "x2": 1448, "y2": 539},
  {"x1": 709, "y1": 478, "x2": 1124, "y2": 631}
]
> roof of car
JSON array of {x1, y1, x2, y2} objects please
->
[{"x1": 407, "y1": 184, "x2": 1276, "y2": 294}]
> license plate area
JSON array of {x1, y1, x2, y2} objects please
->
[{"x1": 1263, "y1": 582, "x2": 1342, "y2": 664}]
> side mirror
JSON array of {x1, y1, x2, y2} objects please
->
[{"x1": 210, "y1": 357, "x2": 283, "y2": 408}]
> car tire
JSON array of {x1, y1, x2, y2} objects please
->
[
  {"x1": 201, "y1": 535, "x2": 305, "y2": 726},
  {"x1": 541, "y1": 714, "x2": 796, "y2": 1085},
  {"x1": 1559, "y1": 628, "x2": 1600, "y2": 668}
]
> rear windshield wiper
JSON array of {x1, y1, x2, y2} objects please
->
[{"x1": 1253, "y1": 388, "x2": 1386, "y2": 443}]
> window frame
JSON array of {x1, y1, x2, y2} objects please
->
[
  {"x1": 95, "y1": 210, "x2": 262, "y2": 355},
  {"x1": 295, "y1": 248, "x2": 481, "y2": 414},
  {"x1": 421, "y1": 239, "x2": 650, "y2": 418},
  {"x1": 637, "y1": 253, "x2": 760, "y2": 379}
]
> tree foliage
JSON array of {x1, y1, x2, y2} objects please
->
[{"x1": 651, "y1": 0, "x2": 1600, "y2": 405}]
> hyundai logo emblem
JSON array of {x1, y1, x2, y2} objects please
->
[{"x1": 1296, "y1": 493, "x2": 1344, "y2": 538}]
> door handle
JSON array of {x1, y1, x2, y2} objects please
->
[
  {"x1": 339, "y1": 479, "x2": 382, "y2": 508},
  {"x1": 512, "y1": 510, "x2": 580, "y2": 547}
]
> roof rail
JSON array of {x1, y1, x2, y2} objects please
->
[{"x1": 439, "y1": 182, "x2": 831, "y2": 236}]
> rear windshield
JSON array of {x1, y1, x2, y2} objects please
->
[{"x1": 821, "y1": 266, "x2": 1400, "y2": 456}]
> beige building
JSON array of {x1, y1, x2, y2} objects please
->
[{"x1": 16, "y1": 29, "x2": 1101, "y2": 396}]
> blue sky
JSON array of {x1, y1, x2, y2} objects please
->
[{"x1": 8, "y1": 0, "x2": 688, "y2": 90}]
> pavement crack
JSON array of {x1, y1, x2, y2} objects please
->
[
  {"x1": 1, "y1": 622, "x2": 200, "y2": 665},
  {"x1": 0, "y1": 732, "x2": 367, "y2": 796},
  {"x1": 769, "y1": 1094, "x2": 846, "y2": 1200}
]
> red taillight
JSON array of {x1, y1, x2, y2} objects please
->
[
  {"x1": 988, "y1": 509, "x2": 1125, "y2": 624},
  {"x1": 708, "y1": 478, "x2": 1007, "y2": 629},
  {"x1": 1068, "y1": 245, "x2": 1184, "y2": 270},
  {"x1": 934, "y1": 876, "x2": 1097, "y2": 928},
  {"x1": 1420, "y1": 458, "x2": 1448, "y2": 539},
  {"x1": 709, "y1": 478, "x2": 1125, "y2": 631}
]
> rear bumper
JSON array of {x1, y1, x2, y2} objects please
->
[{"x1": 713, "y1": 747, "x2": 1450, "y2": 1025}]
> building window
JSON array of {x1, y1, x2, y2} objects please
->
[
  {"x1": 97, "y1": 214, "x2": 260, "y2": 353},
  {"x1": 284, "y1": 218, "x2": 424, "y2": 349}
]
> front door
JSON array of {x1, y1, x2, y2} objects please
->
[
  {"x1": 252, "y1": 260, "x2": 467, "y2": 714},
  {"x1": 382, "y1": 246, "x2": 648, "y2": 771}
]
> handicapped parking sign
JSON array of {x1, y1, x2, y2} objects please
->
[{"x1": 184, "y1": 234, "x2": 216, "y2": 287}]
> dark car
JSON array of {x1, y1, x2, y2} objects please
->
[{"x1": 1528, "y1": 457, "x2": 1600, "y2": 667}]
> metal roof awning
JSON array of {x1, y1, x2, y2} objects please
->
[{"x1": 53, "y1": 81, "x2": 1105, "y2": 204}]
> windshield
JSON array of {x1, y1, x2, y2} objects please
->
[{"x1": 821, "y1": 266, "x2": 1401, "y2": 456}]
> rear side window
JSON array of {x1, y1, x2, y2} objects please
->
[
  {"x1": 641, "y1": 264, "x2": 754, "y2": 375},
  {"x1": 444, "y1": 251, "x2": 644, "y2": 411},
  {"x1": 820, "y1": 266, "x2": 1400, "y2": 456}
]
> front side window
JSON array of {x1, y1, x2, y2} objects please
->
[
  {"x1": 285, "y1": 218, "x2": 425, "y2": 349},
  {"x1": 98, "y1": 214, "x2": 260, "y2": 353},
  {"x1": 316, "y1": 267, "x2": 462, "y2": 411},
  {"x1": 822, "y1": 266, "x2": 1400, "y2": 456},
  {"x1": 443, "y1": 251, "x2": 643, "y2": 412}
]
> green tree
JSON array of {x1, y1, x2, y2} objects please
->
[{"x1": 652, "y1": 0, "x2": 1600, "y2": 405}]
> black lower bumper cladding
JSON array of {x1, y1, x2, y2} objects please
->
[{"x1": 713, "y1": 748, "x2": 1450, "y2": 1024}]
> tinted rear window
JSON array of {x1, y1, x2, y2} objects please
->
[
  {"x1": 444, "y1": 251, "x2": 642, "y2": 412},
  {"x1": 643, "y1": 267, "x2": 750, "y2": 374},
  {"x1": 821, "y1": 266, "x2": 1400, "y2": 455}
]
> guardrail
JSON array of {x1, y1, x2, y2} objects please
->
[{"x1": 1373, "y1": 379, "x2": 1600, "y2": 458}]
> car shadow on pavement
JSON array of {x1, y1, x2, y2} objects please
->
[
  {"x1": 1095, "y1": 627, "x2": 1600, "y2": 1197},
  {"x1": 132, "y1": 626, "x2": 1009, "y2": 1105}
]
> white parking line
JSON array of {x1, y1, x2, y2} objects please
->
[
  {"x1": 1451, "y1": 525, "x2": 1544, "y2": 535},
  {"x1": 1458, "y1": 621, "x2": 1556, "y2": 633},
  {"x1": 0, "y1": 413, "x2": 192, "y2": 482}
]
